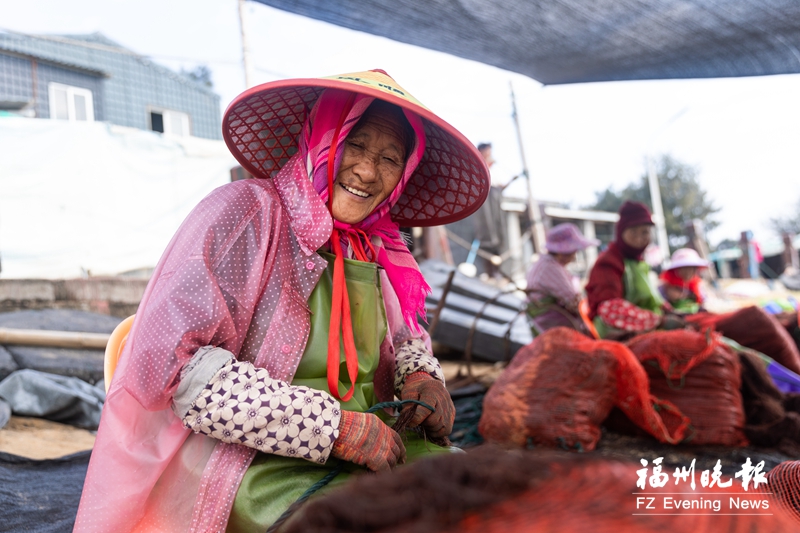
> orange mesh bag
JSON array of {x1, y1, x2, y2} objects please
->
[
  {"x1": 626, "y1": 329, "x2": 748, "y2": 447},
  {"x1": 767, "y1": 460, "x2": 800, "y2": 523},
  {"x1": 478, "y1": 328, "x2": 689, "y2": 451}
]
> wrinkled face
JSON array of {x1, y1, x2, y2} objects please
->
[
  {"x1": 621, "y1": 224, "x2": 653, "y2": 250},
  {"x1": 331, "y1": 108, "x2": 408, "y2": 224},
  {"x1": 675, "y1": 266, "x2": 698, "y2": 281}
]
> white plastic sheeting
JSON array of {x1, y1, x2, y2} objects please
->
[{"x1": 0, "y1": 117, "x2": 236, "y2": 278}]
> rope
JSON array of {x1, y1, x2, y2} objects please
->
[{"x1": 265, "y1": 399, "x2": 435, "y2": 533}]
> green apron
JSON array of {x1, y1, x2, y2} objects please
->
[
  {"x1": 227, "y1": 253, "x2": 449, "y2": 532},
  {"x1": 594, "y1": 259, "x2": 664, "y2": 339}
]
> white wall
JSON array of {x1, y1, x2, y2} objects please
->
[{"x1": 0, "y1": 117, "x2": 236, "y2": 278}]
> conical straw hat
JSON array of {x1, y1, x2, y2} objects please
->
[{"x1": 222, "y1": 69, "x2": 490, "y2": 227}]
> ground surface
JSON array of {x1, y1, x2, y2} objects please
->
[{"x1": 0, "y1": 416, "x2": 95, "y2": 459}]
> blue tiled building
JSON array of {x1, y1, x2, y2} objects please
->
[{"x1": 0, "y1": 31, "x2": 221, "y2": 139}]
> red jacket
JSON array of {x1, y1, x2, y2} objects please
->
[{"x1": 585, "y1": 242, "x2": 626, "y2": 318}]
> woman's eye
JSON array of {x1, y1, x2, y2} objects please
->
[
  {"x1": 346, "y1": 141, "x2": 364, "y2": 150},
  {"x1": 382, "y1": 157, "x2": 400, "y2": 166}
]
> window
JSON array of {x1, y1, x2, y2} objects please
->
[
  {"x1": 148, "y1": 108, "x2": 190, "y2": 136},
  {"x1": 48, "y1": 83, "x2": 94, "y2": 122}
]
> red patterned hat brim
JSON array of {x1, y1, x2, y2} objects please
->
[{"x1": 222, "y1": 72, "x2": 490, "y2": 227}]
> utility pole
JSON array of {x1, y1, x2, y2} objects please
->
[
  {"x1": 510, "y1": 82, "x2": 546, "y2": 255},
  {"x1": 238, "y1": 0, "x2": 255, "y2": 88},
  {"x1": 647, "y1": 157, "x2": 671, "y2": 266}
]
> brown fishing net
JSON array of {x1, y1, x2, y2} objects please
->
[
  {"x1": 281, "y1": 445, "x2": 800, "y2": 533},
  {"x1": 478, "y1": 328, "x2": 689, "y2": 451},
  {"x1": 688, "y1": 306, "x2": 800, "y2": 375},
  {"x1": 626, "y1": 329, "x2": 748, "y2": 447}
]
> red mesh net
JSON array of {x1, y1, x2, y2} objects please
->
[
  {"x1": 688, "y1": 306, "x2": 800, "y2": 375},
  {"x1": 479, "y1": 328, "x2": 689, "y2": 451},
  {"x1": 766, "y1": 460, "x2": 800, "y2": 523},
  {"x1": 223, "y1": 86, "x2": 488, "y2": 227},
  {"x1": 626, "y1": 329, "x2": 748, "y2": 447}
]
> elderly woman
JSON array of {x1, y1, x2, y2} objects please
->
[
  {"x1": 585, "y1": 201, "x2": 678, "y2": 338},
  {"x1": 525, "y1": 223, "x2": 598, "y2": 334},
  {"x1": 75, "y1": 70, "x2": 490, "y2": 532}
]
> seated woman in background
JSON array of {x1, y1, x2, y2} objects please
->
[
  {"x1": 659, "y1": 248, "x2": 709, "y2": 314},
  {"x1": 585, "y1": 201, "x2": 675, "y2": 339},
  {"x1": 525, "y1": 223, "x2": 599, "y2": 334},
  {"x1": 585, "y1": 201, "x2": 800, "y2": 374}
]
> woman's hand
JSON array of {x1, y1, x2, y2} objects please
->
[
  {"x1": 660, "y1": 312, "x2": 688, "y2": 331},
  {"x1": 400, "y1": 372, "x2": 455, "y2": 438},
  {"x1": 331, "y1": 411, "x2": 405, "y2": 472}
]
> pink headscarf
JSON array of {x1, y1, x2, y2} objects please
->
[{"x1": 299, "y1": 88, "x2": 431, "y2": 333}]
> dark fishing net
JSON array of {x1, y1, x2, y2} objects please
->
[
  {"x1": 688, "y1": 306, "x2": 800, "y2": 375},
  {"x1": 281, "y1": 445, "x2": 800, "y2": 533}
]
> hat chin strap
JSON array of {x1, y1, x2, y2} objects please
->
[{"x1": 325, "y1": 92, "x2": 361, "y2": 403}]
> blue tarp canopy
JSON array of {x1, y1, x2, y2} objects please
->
[{"x1": 254, "y1": 0, "x2": 800, "y2": 84}]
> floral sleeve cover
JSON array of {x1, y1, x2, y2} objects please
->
[
  {"x1": 181, "y1": 358, "x2": 342, "y2": 464},
  {"x1": 393, "y1": 338, "x2": 446, "y2": 397}
]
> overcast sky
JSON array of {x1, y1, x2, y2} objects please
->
[{"x1": 4, "y1": 0, "x2": 800, "y2": 247}]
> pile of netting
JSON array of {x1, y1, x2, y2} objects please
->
[
  {"x1": 625, "y1": 329, "x2": 748, "y2": 447},
  {"x1": 282, "y1": 445, "x2": 800, "y2": 533},
  {"x1": 688, "y1": 306, "x2": 800, "y2": 375},
  {"x1": 767, "y1": 460, "x2": 800, "y2": 524},
  {"x1": 478, "y1": 328, "x2": 689, "y2": 451},
  {"x1": 738, "y1": 349, "x2": 800, "y2": 454}
]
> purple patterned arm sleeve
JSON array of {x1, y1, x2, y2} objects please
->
[
  {"x1": 180, "y1": 358, "x2": 342, "y2": 464},
  {"x1": 393, "y1": 338, "x2": 445, "y2": 397}
]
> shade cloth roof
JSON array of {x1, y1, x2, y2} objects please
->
[{"x1": 254, "y1": 0, "x2": 800, "y2": 85}]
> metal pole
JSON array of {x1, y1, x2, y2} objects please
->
[
  {"x1": 510, "y1": 82, "x2": 546, "y2": 254},
  {"x1": 0, "y1": 328, "x2": 109, "y2": 349},
  {"x1": 238, "y1": 0, "x2": 255, "y2": 88},
  {"x1": 647, "y1": 157, "x2": 671, "y2": 265}
]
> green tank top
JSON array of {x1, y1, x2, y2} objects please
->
[{"x1": 594, "y1": 259, "x2": 663, "y2": 338}]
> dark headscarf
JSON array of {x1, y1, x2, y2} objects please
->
[{"x1": 614, "y1": 200, "x2": 654, "y2": 260}]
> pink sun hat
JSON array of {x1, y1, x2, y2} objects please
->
[
  {"x1": 665, "y1": 248, "x2": 709, "y2": 270},
  {"x1": 222, "y1": 69, "x2": 490, "y2": 227},
  {"x1": 545, "y1": 223, "x2": 600, "y2": 254}
]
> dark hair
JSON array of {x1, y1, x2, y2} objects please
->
[
  {"x1": 356, "y1": 99, "x2": 416, "y2": 162},
  {"x1": 477, "y1": 142, "x2": 492, "y2": 151}
]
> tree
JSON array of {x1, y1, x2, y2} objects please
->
[
  {"x1": 586, "y1": 154, "x2": 720, "y2": 250},
  {"x1": 769, "y1": 199, "x2": 800, "y2": 236},
  {"x1": 181, "y1": 65, "x2": 214, "y2": 88}
]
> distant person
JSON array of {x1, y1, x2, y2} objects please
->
[
  {"x1": 473, "y1": 142, "x2": 505, "y2": 278},
  {"x1": 585, "y1": 200, "x2": 675, "y2": 339},
  {"x1": 659, "y1": 248, "x2": 709, "y2": 314},
  {"x1": 477, "y1": 142, "x2": 496, "y2": 171},
  {"x1": 526, "y1": 223, "x2": 599, "y2": 334}
]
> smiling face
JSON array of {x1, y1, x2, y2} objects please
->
[{"x1": 331, "y1": 103, "x2": 411, "y2": 224}]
